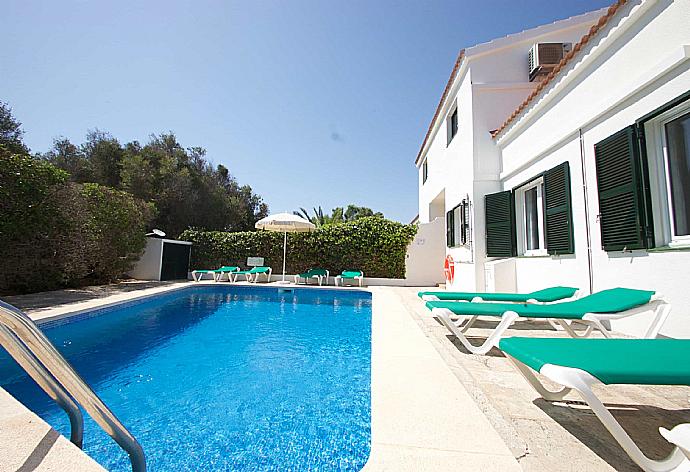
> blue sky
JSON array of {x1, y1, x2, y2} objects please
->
[{"x1": 1, "y1": 0, "x2": 611, "y2": 222}]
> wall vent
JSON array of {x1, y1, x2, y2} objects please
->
[{"x1": 528, "y1": 43, "x2": 571, "y2": 82}]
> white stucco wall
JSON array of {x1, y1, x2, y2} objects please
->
[
  {"x1": 496, "y1": 0, "x2": 690, "y2": 337},
  {"x1": 417, "y1": 11, "x2": 601, "y2": 291},
  {"x1": 405, "y1": 218, "x2": 446, "y2": 286}
]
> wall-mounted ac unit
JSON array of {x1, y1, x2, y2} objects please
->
[{"x1": 528, "y1": 42, "x2": 571, "y2": 82}]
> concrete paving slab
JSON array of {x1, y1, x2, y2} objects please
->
[{"x1": 0, "y1": 388, "x2": 105, "y2": 472}]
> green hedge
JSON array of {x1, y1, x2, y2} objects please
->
[
  {"x1": 0, "y1": 149, "x2": 154, "y2": 294},
  {"x1": 181, "y1": 217, "x2": 417, "y2": 279}
]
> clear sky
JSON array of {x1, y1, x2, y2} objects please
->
[{"x1": 1, "y1": 0, "x2": 612, "y2": 222}]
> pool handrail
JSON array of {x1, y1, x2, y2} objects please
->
[{"x1": 0, "y1": 299, "x2": 146, "y2": 472}]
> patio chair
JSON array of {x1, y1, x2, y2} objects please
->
[
  {"x1": 418, "y1": 286, "x2": 579, "y2": 303},
  {"x1": 425, "y1": 287, "x2": 670, "y2": 355},
  {"x1": 294, "y1": 268, "x2": 329, "y2": 286},
  {"x1": 214, "y1": 266, "x2": 240, "y2": 282},
  {"x1": 499, "y1": 337, "x2": 690, "y2": 472},
  {"x1": 235, "y1": 266, "x2": 272, "y2": 283},
  {"x1": 334, "y1": 270, "x2": 364, "y2": 287}
]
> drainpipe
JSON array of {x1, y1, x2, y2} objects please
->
[{"x1": 579, "y1": 128, "x2": 594, "y2": 295}]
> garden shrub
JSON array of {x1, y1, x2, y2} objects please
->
[
  {"x1": 180, "y1": 217, "x2": 417, "y2": 279},
  {"x1": 0, "y1": 149, "x2": 153, "y2": 294},
  {"x1": 79, "y1": 183, "x2": 155, "y2": 283}
]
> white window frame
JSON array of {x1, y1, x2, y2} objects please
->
[
  {"x1": 515, "y1": 178, "x2": 547, "y2": 256},
  {"x1": 644, "y1": 100, "x2": 690, "y2": 248}
]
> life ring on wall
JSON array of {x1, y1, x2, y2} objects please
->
[{"x1": 444, "y1": 255, "x2": 455, "y2": 285}]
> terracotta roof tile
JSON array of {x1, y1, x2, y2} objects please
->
[{"x1": 491, "y1": 0, "x2": 627, "y2": 139}]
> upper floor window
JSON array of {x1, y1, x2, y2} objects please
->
[
  {"x1": 422, "y1": 159, "x2": 428, "y2": 184},
  {"x1": 446, "y1": 107, "x2": 458, "y2": 146}
]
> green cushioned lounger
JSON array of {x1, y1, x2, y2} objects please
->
[
  {"x1": 294, "y1": 268, "x2": 329, "y2": 286},
  {"x1": 499, "y1": 337, "x2": 690, "y2": 472},
  {"x1": 235, "y1": 266, "x2": 273, "y2": 283},
  {"x1": 418, "y1": 286, "x2": 578, "y2": 303},
  {"x1": 214, "y1": 266, "x2": 240, "y2": 282},
  {"x1": 424, "y1": 288, "x2": 669, "y2": 355},
  {"x1": 335, "y1": 270, "x2": 364, "y2": 287}
]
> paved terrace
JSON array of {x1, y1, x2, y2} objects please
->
[{"x1": 1, "y1": 281, "x2": 689, "y2": 471}]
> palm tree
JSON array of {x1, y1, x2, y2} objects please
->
[
  {"x1": 294, "y1": 205, "x2": 384, "y2": 227},
  {"x1": 294, "y1": 207, "x2": 330, "y2": 227}
]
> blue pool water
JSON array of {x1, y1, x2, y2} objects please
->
[{"x1": 0, "y1": 286, "x2": 372, "y2": 471}]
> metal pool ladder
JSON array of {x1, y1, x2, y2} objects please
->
[{"x1": 0, "y1": 300, "x2": 146, "y2": 472}]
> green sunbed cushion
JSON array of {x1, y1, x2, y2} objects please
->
[
  {"x1": 236, "y1": 266, "x2": 270, "y2": 274},
  {"x1": 425, "y1": 287, "x2": 654, "y2": 320},
  {"x1": 299, "y1": 268, "x2": 328, "y2": 277},
  {"x1": 499, "y1": 337, "x2": 690, "y2": 386},
  {"x1": 340, "y1": 270, "x2": 362, "y2": 278},
  {"x1": 214, "y1": 266, "x2": 239, "y2": 273},
  {"x1": 417, "y1": 286, "x2": 577, "y2": 302}
]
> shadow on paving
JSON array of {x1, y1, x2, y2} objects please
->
[
  {"x1": 535, "y1": 398, "x2": 690, "y2": 472},
  {"x1": 3, "y1": 280, "x2": 181, "y2": 313}
]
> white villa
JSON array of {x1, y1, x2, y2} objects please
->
[{"x1": 415, "y1": 0, "x2": 690, "y2": 338}]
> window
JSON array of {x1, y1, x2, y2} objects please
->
[
  {"x1": 515, "y1": 179, "x2": 546, "y2": 255},
  {"x1": 422, "y1": 159, "x2": 428, "y2": 184},
  {"x1": 664, "y1": 111, "x2": 690, "y2": 238},
  {"x1": 485, "y1": 162, "x2": 573, "y2": 258},
  {"x1": 446, "y1": 107, "x2": 458, "y2": 146},
  {"x1": 638, "y1": 94, "x2": 690, "y2": 248},
  {"x1": 446, "y1": 199, "x2": 471, "y2": 247}
]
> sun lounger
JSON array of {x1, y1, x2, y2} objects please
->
[
  {"x1": 500, "y1": 337, "x2": 690, "y2": 472},
  {"x1": 425, "y1": 288, "x2": 670, "y2": 354},
  {"x1": 334, "y1": 270, "x2": 364, "y2": 287},
  {"x1": 294, "y1": 268, "x2": 329, "y2": 286},
  {"x1": 214, "y1": 266, "x2": 240, "y2": 282},
  {"x1": 191, "y1": 269, "x2": 216, "y2": 282},
  {"x1": 418, "y1": 286, "x2": 578, "y2": 303},
  {"x1": 235, "y1": 266, "x2": 272, "y2": 283}
]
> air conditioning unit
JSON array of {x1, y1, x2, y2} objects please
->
[{"x1": 528, "y1": 42, "x2": 571, "y2": 82}]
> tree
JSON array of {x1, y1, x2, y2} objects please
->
[
  {"x1": 0, "y1": 101, "x2": 29, "y2": 154},
  {"x1": 37, "y1": 137, "x2": 92, "y2": 182},
  {"x1": 41, "y1": 130, "x2": 269, "y2": 237},
  {"x1": 294, "y1": 206, "x2": 332, "y2": 227},
  {"x1": 294, "y1": 205, "x2": 384, "y2": 226},
  {"x1": 82, "y1": 129, "x2": 123, "y2": 187}
]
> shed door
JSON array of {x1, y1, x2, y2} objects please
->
[{"x1": 160, "y1": 243, "x2": 191, "y2": 280}]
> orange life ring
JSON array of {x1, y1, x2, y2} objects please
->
[{"x1": 444, "y1": 255, "x2": 454, "y2": 285}]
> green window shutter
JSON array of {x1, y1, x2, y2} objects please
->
[
  {"x1": 594, "y1": 125, "x2": 649, "y2": 251},
  {"x1": 544, "y1": 162, "x2": 574, "y2": 254},
  {"x1": 485, "y1": 191, "x2": 516, "y2": 257},
  {"x1": 446, "y1": 210, "x2": 454, "y2": 247}
]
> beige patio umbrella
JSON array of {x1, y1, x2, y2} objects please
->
[{"x1": 255, "y1": 212, "x2": 316, "y2": 282}]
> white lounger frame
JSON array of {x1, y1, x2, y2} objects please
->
[
  {"x1": 334, "y1": 273, "x2": 364, "y2": 287},
  {"x1": 294, "y1": 270, "x2": 329, "y2": 286},
  {"x1": 191, "y1": 271, "x2": 214, "y2": 282},
  {"x1": 430, "y1": 295, "x2": 671, "y2": 355},
  {"x1": 505, "y1": 355, "x2": 690, "y2": 472},
  {"x1": 242, "y1": 268, "x2": 272, "y2": 283}
]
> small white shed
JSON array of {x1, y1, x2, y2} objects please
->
[{"x1": 129, "y1": 238, "x2": 192, "y2": 281}]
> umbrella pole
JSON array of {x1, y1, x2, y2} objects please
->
[{"x1": 282, "y1": 231, "x2": 287, "y2": 282}]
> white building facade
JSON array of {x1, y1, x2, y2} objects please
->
[{"x1": 415, "y1": 0, "x2": 690, "y2": 337}]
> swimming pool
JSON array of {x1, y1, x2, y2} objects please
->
[{"x1": 0, "y1": 286, "x2": 372, "y2": 471}]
